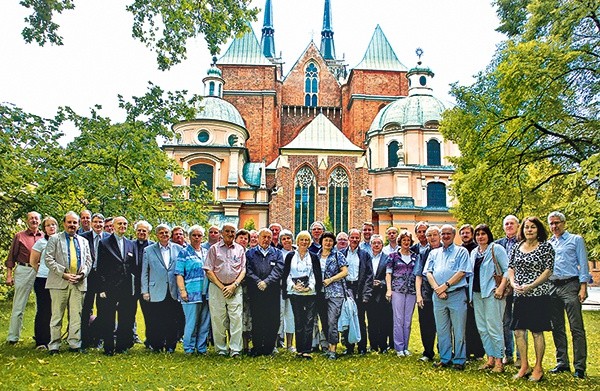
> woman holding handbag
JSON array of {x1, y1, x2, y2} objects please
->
[{"x1": 469, "y1": 224, "x2": 509, "y2": 373}]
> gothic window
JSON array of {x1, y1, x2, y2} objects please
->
[
  {"x1": 427, "y1": 139, "x2": 441, "y2": 166},
  {"x1": 328, "y1": 167, "x2": 349, "y2": 234},
  {"x1": 388, "y1": 141, "x2": 399, "y2": 167},
  {"x1": 294, "y1": 167, "x2": 316, "y2": 233},
  {"x1": 427, "y1": 182, "x2": 446, "y2": 208},
  {"x1": 304, "y1": 62, "x2": 319, "y2": 107},
  {"x1": 190, "y1": 164, "x2": 214, "y2": 193}
]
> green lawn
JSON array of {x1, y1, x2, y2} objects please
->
[{"x1": 0, "y1": 300, "x2": 598, "y2": 390}]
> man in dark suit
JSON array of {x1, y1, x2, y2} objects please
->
[
  {"x1": 340, "y1": 228, "x2": 374, "y2": 355},
  {"x1": 132, "y1": 220, "x2": 154, "y2": 347},
  {"x1": 96, "y1": 216, "x2": 137, "y2": 355},
  {"x1": 80, "y1": 213, "x2": 109, "y2": 349},
  {"x1": 366, "y1": 234, "x2": 393, "y2": 353}
]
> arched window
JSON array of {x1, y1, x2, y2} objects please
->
[
  {"x1": 190, "y1": 164, "x2": 214, "y2": 193},
  {"x1": 427, "y1": 139, "x2": 441, "y2": 166},
  {"x1": 304, "y1": 62, "x2": 319, "y2": 107},
  {"x1": 209, "y1": 81, "x2": 215, "y2": 96},
  {"x1": 388, "y1": 141, "x2": 399, "y2": 167},
  {"x1": 294, "y1": 167, "x2": 316, "y2": 233},
  {"x1": 427, "y1": 182, "x2": 446, "y2": 208},
  {"x1": 328, "y1": 167, "x2": 349, "y2": 234}
]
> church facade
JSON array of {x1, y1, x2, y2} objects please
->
[{"x1": 164, "y1": 0, "x2": 459, "y2": 234}]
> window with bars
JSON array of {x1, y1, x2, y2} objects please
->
[
  {"x1": 294, "y1": 167, "x2": 316, "y2": 233},
  {"x1": 328, "y1": 167, "x2": 349, "y2": 234}
]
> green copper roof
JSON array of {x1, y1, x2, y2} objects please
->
[
  {"x1": 369, "y1": 94, "x2": 447, "y2": 131},
  {"x1": 218, "y1": 26, "x2": 271, "y2": 65},
  {"x1": 243, "y1": 163, "x2": 262, "y2": 187},
  {"x1": 195, "y1": 97, "x2": 245, "y2": 128},
  {"x1": 354, "y1": 25, "x2": 407, "y2": 71}
]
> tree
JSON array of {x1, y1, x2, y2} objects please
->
[
  {"x1": 441, "y1": 1, "x2": 600, "y2": 257},
  {"x1": 18, "y1": 0, "x2": 259, "y2": 70},
  {"x1": 33, "y1": 83, "x2": 211, "y2": 229}
]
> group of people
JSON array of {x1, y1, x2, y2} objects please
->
[{"x1": 4, "y1": 210, "x2": 590, "y2": 380}]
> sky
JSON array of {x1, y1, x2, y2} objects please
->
[{"x1": 0, "y1": 0, "x2": 505, "y2": 140}]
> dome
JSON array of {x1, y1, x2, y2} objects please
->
[
  {"x1": 195, "y1": 96, "x2": 245, "y2": 128},
  {"x1": 369, "y1": 94, "x2": 446, "y2": 131}
]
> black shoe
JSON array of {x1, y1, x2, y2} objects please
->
[
  {"x1": 49, "y1": 349, "x2": 59, "y2": 355},
  {"x1": 68, "y1": 347, "x2": 84, "y2": 353},
  {"x1": 549, "y1": 365, "x2": 570, "y2": 374},
  {"x1": 452, "y1": 363, "x2": 466, "y2": 371},
  {"x1": 573, "y1": 370, "x2": 585, "y2": 379},
  {"x1": 433, "y1": 361, "x2": 450, "y2": 368},
  {"x1": 103, "y1": 350, "x2": 114, "y2": 356},
  {"x1": 7, "y1": 340, "x2": 18, "y2": 345}
]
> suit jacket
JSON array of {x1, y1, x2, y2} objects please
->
[
  {"x1": 245, "y1": 246, "x2": 284, "y2": 297},
  {"x1": 96, "y1": 234, "x2": 136, "y2": 295},
  {"x1": 340, "y1": 247, "x2": 374, "y2": 303},
  {"x1": 371, "y1": 252, "x2": 389, "y2": 303},
  {"x1": 81, "y1": 230, "x2": 109, "y2": 266},
  {"x1": 45, "y1": 231, "x2": 92, "y2": 291},
  {"x1": 141, "y1": 242, "x2": 182, "y2": 302}
]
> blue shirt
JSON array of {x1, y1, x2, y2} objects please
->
[
  {"x1": 174, "y1": 245, "x2": 207, "y2": 303},
  {"x1": 359, "y1": 241, "x2": 373, "y2": 256},
  {"x1": 425, "y1": 244, "x2": 472, "y2": 291},
  {"x1": 549, "y1": 231, "x2": 590, "y2": 283},
  {"x1": 346, "y1": 247, "x2": 360, "y2": 281}
]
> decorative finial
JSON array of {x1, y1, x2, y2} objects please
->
[
  {"x1": 415, "y1": 47, "x2": 424, "y2": 65},
  {"x1": 212, "y1": 56, "x2": 218, "y2": 65}
]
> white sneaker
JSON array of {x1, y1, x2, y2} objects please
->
[
  {"x1": 419, "y1": 355, "x2": 430, "y2": 362},
  {"x1": 397, "y1": 350, "x2": 405, "y2": 357},
  {"x1": 404, "y1": 350, "x2": 412, "y2": 356},
  {"x1": 287, "y1": 346, "x2": 296, "y2": 353}
]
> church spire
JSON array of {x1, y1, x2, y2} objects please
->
[
  {"x1": 320, "y1": 0, "x2": 336, "y2": 60},
  {"x1": 260, "y1": 0, "x2": 276, "y2": 59}
]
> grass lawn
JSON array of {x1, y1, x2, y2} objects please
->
[{"x1": 0, "y1": 300, "x2": 598, "y2": 390}]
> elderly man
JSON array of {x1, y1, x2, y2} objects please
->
[
  {"x1": 142, "y1": 224, "x2": 183, "y2": 353},
  {"x1": 5, "y1": 211, "x2": 43, "y2": 344},
  {"x1": 133, "y1": 220, "x2": 154, "y2": 347},
  {"x1": 340, "y1": 228, "x2": 374, "y2": 355},
  {"x1": 308, "y1": 221, "x2": 325, "y2": 254},
  {"x1": 246, "y1": 228, "x2": 284, "y2": 356},
  {"x1": 96, "y1": 216, "x2": 137, "y2": 355},
  {"x1": 80, "y1": 213, "x2": 109, "y2": 349},
  {"x1": 426, "y1": 224, "x2": 472, "y2": 370},
  {"x1": 335, "y1": 232, "x2": 349, "y2": 252},
  {"x1": 415, "y1": 225, "x2": 441, "y2": 362},
  {"x1": 547, "y1": 211, "x2": 589, "y2": 379},
  {"x1": 269, "y1": 223, "x2": 283, "y2": 249},
  {"x1": 44, "y1": 211, "x2": 92, "y2": 354},
  {"x1": 495, "y1": 215, "x2": 520, "y2": 366},
  {"x1": 203, "y1": 223, "x2": 246, "y2": 357},
  {"x1": 383, "y1": 226, "x2": 399, "y2": 255}
]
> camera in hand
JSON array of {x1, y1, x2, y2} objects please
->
[{"x1": 292, "y1": 275, "x2": 309, "y2": 287}]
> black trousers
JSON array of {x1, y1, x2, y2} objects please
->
[
  {"x1": 366, "y1": 298, "x2": 393, "y2": 352},
  {"x1": 33, "y1": 277, "x2": 51, "y2": 346},
  {"x1": 249, "y1": 288, "x2": 281, "y2": 355},
  {"x1": 97, "y1": 288, "x2": 137, "y2": 353},
  {"x1": 81, "y1": 269, "x2": 99, "y2": 348},
  {"x1": 290, "y1": 295, "x2": 316, "y2": 354},
  {"x1": 418, "y1": 300, "x2": 437, "y2": 359},
  {"x1": 147, "y1": 295, "x2": 182, "y2": 351}
]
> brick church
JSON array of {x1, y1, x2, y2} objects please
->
[{"x1": 163, "y1": 0, "x2": 459, "y2": 234}]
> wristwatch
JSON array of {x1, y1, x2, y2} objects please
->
[{"x1": 444, "y1": 281, "x2": 451, "y2": 288}]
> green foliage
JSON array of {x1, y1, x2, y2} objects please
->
[
  {"x1": 17, "y1": 0, "x2": 259, "y2": 70},
  {"x1": 243, "y1": 218, "x2": 256, "y2": 231},
  {"x1": 441, "y1": 0, "x2": 600, "y2": 255},
  {"x1": 323, "y1": 215, "x2": 334, "y2": 232},
  {"x1": 1, "y1": 300, "x2": 599, "y2": 388}
]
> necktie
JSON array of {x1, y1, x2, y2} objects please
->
[
  {"x1": 69, "y1": 236, "x2": 78, "y2": 274},
  {"x1": 93, "y1": 235, "x2": 100, "y2": 268}
]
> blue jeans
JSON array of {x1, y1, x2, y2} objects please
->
[
  {"x1": 181, "y1": 301, "x2": 211, "y2": 353},
  {"x1": 433, "y1": 289, "x2": 467, "y2": 365}
]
